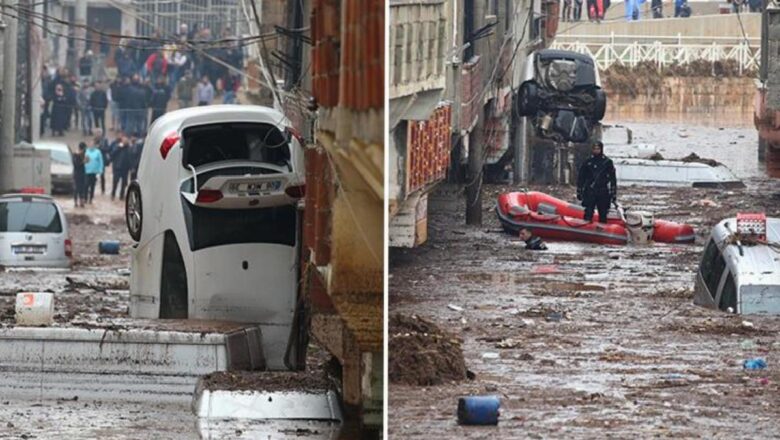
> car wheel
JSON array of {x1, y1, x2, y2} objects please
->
[
  {"x1": 126, "y1": 182, "x2": 143, "y2": 242},
  {"x1": 517, "y1": 81, "x2": 540, "y2": 116},
  {"x1": 592, "y1": 88, "x2": 607, "y2": 121}
]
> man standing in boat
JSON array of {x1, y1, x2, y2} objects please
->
[{"x1": 577, "y1": 141, "x2": 617, "y2": 224}]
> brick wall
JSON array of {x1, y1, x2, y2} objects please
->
[
  {"x1": 460, "y1": 56, "x2": 483, "y2": 132},
  {"x1": 407, "y1": 104, "x2": 452, "y2": 194}
]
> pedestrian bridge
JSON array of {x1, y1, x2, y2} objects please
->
[{"x1": 551, "y1": 32, "x2": 760, "y2": 73}]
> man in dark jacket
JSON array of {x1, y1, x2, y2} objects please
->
[
  {"x1": 149, "y1": 78, "x2": 170, "y2": 123},
  {"x1": 94, "y1": 129, "x2": 111, "y2": 194},
  {"x1": 125, "y1": 75, "x2": 148, "y2": 137},
  {"x1": 519, "y1": 228, "x2": 547, "y2": 250},
  {"x1": 90, "y1": 80, "x2": 108, "y2": 131},
  {"x1": 110, "y1": 135, "x2": 131, "y2": 200},
  {"x1": 577, "y1": 141, "x2": 617, "y2": 224}
]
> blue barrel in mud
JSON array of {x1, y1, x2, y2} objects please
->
[
  {"x1": 457, "y1": 395, "x2": 500, "y2": 425},
  {"x1": 98, "y1": 240, "x2": 120, "y2": 255}
]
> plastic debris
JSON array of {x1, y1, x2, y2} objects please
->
[
  {"x1": 495, "y1": 339, "x2": 520, "y2": 349},
  {"x1": 743, "y1": 358, "x2": 767, "y2": 370},
  {"x1": 741, "y1": 320, "x2": 754, "y2": 329},
  {"x1": 546, "y1": 312, "x2": 564, "y2": 322},
  {"x1": 457, "y1": 395, "x2": 500, "y2": 425},
  {"x1": 481, "y1": 352, "x2": 500, "y2": 360},
  {"x1": 740, "y1": 340, "x2": 757, "y2": 350},
  {"x1": 448, "y1": 304, "x2": 464, "y2": 312}
]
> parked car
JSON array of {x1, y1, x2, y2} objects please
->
[
  {"x1": 125, "y1": 105, "x2": 306, "y2": 370},
  {"x1": 516, "y1": 49, "x2": 606, "y2": 144},
  {"x1": 693, "y1": 216, "x2": 780, "y2": 314},
  {"x1": 33, "y1": 141, "x2": 74, "y2": 194},
  {"x1": 0, "y1": 193, "x2": 72, "y2": 268}
]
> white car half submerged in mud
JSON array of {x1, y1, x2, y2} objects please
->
[
  {"x1": 694, "y1": 216, "x2": 780, "y2": 314},
  {"x1": 125, "y1": 105, "x2": 306, "y2": 370}
]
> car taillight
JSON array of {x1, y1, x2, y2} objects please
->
[
  {"x1": 285, "y1": 184, "x2": 305, "y2": 198},
  {"x1": 65, "y1": 239, "x2": 72, "y2": 258},
  {"x1": 196, "y1": 189, "x2": 223, "y2": 203},
  {"x1": 20, "y1": 187, "x2": 45, "y2": 194},
  {"x1": 159, "y1": 133, "x2": 180, "y2": 159}
]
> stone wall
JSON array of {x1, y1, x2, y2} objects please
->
[{"x1": 603, "y1": 76, "x2": 757, "y2": 127}]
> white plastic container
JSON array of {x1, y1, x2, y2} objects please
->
[
  {"x1": 15, "y1": 292, "x2": 54, "y2": 326},
  {"x1": 626, "y1": 211, "x2": 654, "y2": 244}
]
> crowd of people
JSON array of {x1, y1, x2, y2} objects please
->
[
  {"x1": 39, "y1": 23, "x2": 245, "y2": 207},
  {"x1": 559, "y1": 0, "x2": 764, "y2": 22}
]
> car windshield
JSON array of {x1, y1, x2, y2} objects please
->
[
  {"x1": 181, "y1": 201, "x2": 296, "y2": 251},
  {"x1": 49, "y1": 149, "x2": 72, "y2": 164},
  {"x1": 182, "y1": 122, "x2": 292, "y2": 169},
  {"x1": 0, "y1": 201, "x2": 63, "y2": 233}
]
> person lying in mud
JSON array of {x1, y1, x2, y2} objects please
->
[{"x1": 519, "y1": 228, "x2": 547, "y2": 250}]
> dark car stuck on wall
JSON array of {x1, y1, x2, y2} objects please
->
[{"x1": 514, "y1": 49, "x2": 607, "y2": 184}]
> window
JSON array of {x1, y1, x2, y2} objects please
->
[
  {"x1": 700, "y1": 240, "x2": 726, "y2": 298},
  {"x1": 183, "y1": 123, "x2": 291, "y2": 169},
  {"x1": 182, "y1": 201, "x2": 296, "y2": 251},
  {"x1": 719, "y1": 272, "x2": 737, "y2": 312},
  {"x1": 0, "y1": 201, "x2": 62, "y2": 233}
]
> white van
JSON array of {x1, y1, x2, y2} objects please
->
[
  {"x1": 694, "y1": 216, "x2": 780, "y2": 314},
  {"x1": 125, "y1": 105, "x2": 305, "y2": 370},
  {"x1": 0, "y1": 193, "x2": 72, "y2": 268}
]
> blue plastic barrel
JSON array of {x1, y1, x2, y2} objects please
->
[
  {"x1": 457, "y1": 395, "x2": 500, "y2": 425},
  {"x1": 98, "y1": 240, "x2": 121, "y2": 255}
]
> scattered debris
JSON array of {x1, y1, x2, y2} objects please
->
[
  {"x1": 495, "y1": 339, "x2": 520, "y2": 349},
  {"x1": 389, "y1": 314, "x2": 468, "y2": 386},
  {"x1": 457, "y1": 396, "x2": 501, "y2": 426},
  {"x1": 482, "y1": 352, "x2": 500, "y2": 360},
  {"x1": 447, "y1": 304, "x2": 464, "y2": 312},
  {"x1": 743, "y1": 358, "x2": 767, "y2": 370},
  {"x1": 741, "y1": 340, "x2": 758, "y2": 350}
]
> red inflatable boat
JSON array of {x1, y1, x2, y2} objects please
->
[{"x1": 496, "y1": 192, "x2": 695, "y2": 245}]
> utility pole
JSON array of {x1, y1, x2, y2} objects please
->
[
  {"x1": 74, "y1": 0, "x2": 87, "y2": 60},
  {"x1": 0, "y1": 0, "x2": 18, "y2": 193},
  {"x1": 466, "y1": 117, "x2": 484, "y2": 225}
]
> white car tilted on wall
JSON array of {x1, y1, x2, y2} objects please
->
[{"x1": 125, "y1": 105, "x2": 306, "y2": 370}]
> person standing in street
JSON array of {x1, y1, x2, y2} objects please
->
[
  {"x1": 78, "y1": 81, "x2": 94, "y2": 136},
  {"x1": 94, "y1": 129, "x2": 111, "y2": 195},
  {"x1": 84, "y1": 142, "x2": 104, "y2": 204},
  {"x1": 576, "y1": 141, "x2": 617, "y2": 224},
  {"x1": 50, "y1": 84, "x2": 69, "y2": 136},
  {"x1": 90, "y1": 80, "x2": 108, "y2": 132},
  {"x1": 176, "y1": 70, "x2": 196, "y2": 108},
  {"x1": 149, "y1": 78, "x2": 171, "y2": 123},
  {"x1": 110, "y1": 136, "x2": 131, "y2": 201},
  {"x1": 72, "y1": 143, "x2": 88, "y2": 208},
  {"x1": 196, "y1": 75, "x2": 214, "y2": 106}
]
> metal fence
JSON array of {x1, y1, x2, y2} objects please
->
[
  {"x1": 132, "y1": 0, "x2": 247, "y2": 38},
  {"x1": 551, "y1": 33, "x2": 761, "y2": 74}
]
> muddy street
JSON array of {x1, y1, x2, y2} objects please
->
[{"x1": 389, "y1": 122, "x2": 780, "y2": 438}]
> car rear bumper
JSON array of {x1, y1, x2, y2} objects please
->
[{"x1": 0, "y1": 258, "x2": 71, "y2": 269}]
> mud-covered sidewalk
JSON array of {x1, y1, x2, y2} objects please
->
[{"x1": 389, "y1": 164, "x2": 780, "y2": 435}]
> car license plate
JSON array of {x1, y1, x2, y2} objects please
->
[
  {"x1": 12, "y1": 245, "x2": 46, "y2": 255},
  {"x1": 229, "y1": 181, "x2": 282, "y2": 193}
]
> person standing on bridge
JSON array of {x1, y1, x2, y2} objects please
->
[{"x1": 577, "y1": 141, "x2": 617, "y2": 224}]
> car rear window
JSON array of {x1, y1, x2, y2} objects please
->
[
  {"x1": 181, "y1": 200, "x2": 296, "y2": 251},
  {"x1": 0, "y1": 201, "x2": 62, "y2": 233},
  {"x1": 182, "y1": 123, "x2": 291, "y2": 169}
]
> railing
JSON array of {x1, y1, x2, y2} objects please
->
[{"x1": 551, "y1": 33, "x2": 761, "y2": 74}]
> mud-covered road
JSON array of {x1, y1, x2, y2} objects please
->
[{"x1": 389, "y1": 123, "x2": 780, "y2": 438}]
